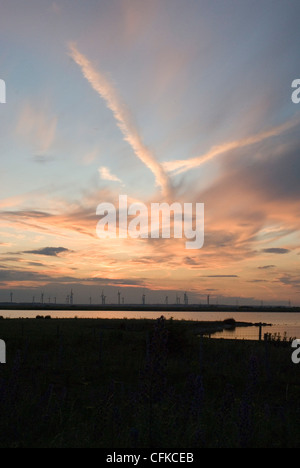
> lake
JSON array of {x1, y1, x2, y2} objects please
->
[{"x1": 1, "y1": 309, "x2": 300, "y2": 341}]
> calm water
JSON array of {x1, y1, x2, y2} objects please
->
[{"x1": 1, "y1": 309, "x2": 300, "y2": 340}]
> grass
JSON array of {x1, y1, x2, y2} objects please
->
[{"x1": 0, "y1": 316, "x2": 299, "y2": 448}]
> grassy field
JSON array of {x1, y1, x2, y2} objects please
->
[{"x1": 0, "y1": 316, "x2": 299, "y2": 448}]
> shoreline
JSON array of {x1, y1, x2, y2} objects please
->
[
  {"x1": 0, "y1": 315, "x2": 271, "y2": 338},
  {"x1": 0, "y1": 303, "x2": 299, "y2": 313}
]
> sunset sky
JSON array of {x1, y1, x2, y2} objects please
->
[{"x1": 0, "y1": 0, "x2": 300, "y2": 306}]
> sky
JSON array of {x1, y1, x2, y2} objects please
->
[{"x1": 0, "y1": 0, "x2": 300, "y2": 306}]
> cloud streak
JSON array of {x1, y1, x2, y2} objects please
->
[
  {"x1": 164, "y1": 119, "x2": 299, "y2": 176},
  {"x1": 99, "y1": 166, "x2": 122, "y2": 183},
  {"x1": 202, "y1": 275, "x2": 239, "y2": 278},
  {"x1": 263, "y1": 248, "x2": 290, "y2": 255},
  {"x1": 24, "y1": 247, "x2": 71, "y2": 257},
  {"x1": 69, "y1": 43, "x2": 171, "y2": 196}
]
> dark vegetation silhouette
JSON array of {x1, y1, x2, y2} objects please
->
[{"x1": 0, "y1": 316, "x2": 299, "y2": 448}]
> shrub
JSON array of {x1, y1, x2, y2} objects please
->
[{"x1": 223, "y1": 318, "x2": 236, "y2": 329}]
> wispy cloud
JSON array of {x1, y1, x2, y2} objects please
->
[
  {"x1": 202, "y1": 275, "x2": 239, "y2": 278},
  {"x1": 163, "y1": 119, "x2": 299, "y2": 176},
  {"x1": 278, "y1": 275, "x2": 300, "y2": 288},
  {"x1": 33, "y1": 155, "x2": 56, "y2": 164},
  {"x1": 16, "y1": 102, "x2": 57, "y2": 156},
  {"x1": 0, "y1": 266, "x2": 146, "y2": 288},
  {"x1": 263, "y1": 248, "x2": 290, "y2": 255},
  {"x1": 24, "y1": 247, "x2": 71, "y2": 257},
  {"x1": 99, "y1": 166, "x2": 122, "y2": 183},
  {"x1": 69, "y1": 43, "x2": 171, "y2": 196}
]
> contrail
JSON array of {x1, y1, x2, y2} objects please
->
[
  {"x1": 163, "y1": 118, "x2": 299, "y2": 175},
  {"x1": 69, "y1": 43, "x2": 171, "y2": 197}
]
